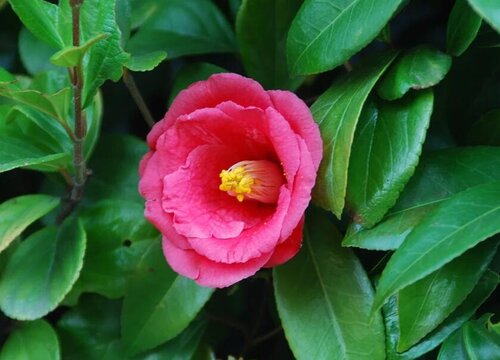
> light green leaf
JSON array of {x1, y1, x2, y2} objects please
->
[
  {"x1": 126, "y1": 0, "x2": 236, "y2": 59},
  {"x1": 346, "y1": 90, "x2": 433, "y2": 227},
  {"x1": 373, "y1": 181, "x2": 500, "y2": 312},
  {"x1": 0, "y1": 194, "x2": 59, "y2": 253},
  {"x1": 236, "y1": 0, "x2": 304, "y2": 90},
  {"x1": 50, "y1": 33, "x2": 108, "y2": 68},
  {"x1": 311, "y1": 52, "x2": 397, "y2": 218},
  {"x1": 121, "y1": 241, "x2": 213, "y2": 355},
  {"x1": 384, "y1": 271, "x2": 499, "y2": 360},
  {"x1": 377, "y1": 46, "x2": 452, "y2": 100},
  {"x1": 447, "y1": 0, "x2": 482, "y2": 56},
  {"x1": 287, "y1": 0, "x2": 404, "y2": 75},
  {"x1": 0, "y1": 320, "x2": 60, "y2": 360},
  {"x1": 274, "y1": 208, "x2": 385, "y2": 360},
  {"x1": 125, "y1": 51, "x2": 167, "y2": 72},
  {"x1": 467, "y1": 0, "x2": 500, "y2": 33},
  {"x1": 18, "y1": 27, "x2": 59, "y2": 75},
  {"x1": 0, "y1": 217, "x2": 86, "y2": 320},
  {"x1": 344, "y1": 147, "x2": 500, "y2": 250},
  {"x1": 397, "y1": 240, "x2": 498, "y2": 351}
]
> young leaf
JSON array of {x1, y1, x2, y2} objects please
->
[
  {"x1": 0, "y1": 217, "x2": 86, "y2": 320},
  {"x1": 0, "y1": 320, "x2": 60, "y2": 360},
  {"x1": 50, "y1": 33, "x2": 108, "y2": 68},
  {"x1": 125, "y1": 51, "x2": 167, "y2": 72},
  {"x1": 447, "y1": 0, "x2": 482, "y2": 56},
  {"x1": 467, "y1": 0, "x2": 500, "y2": 33},
  {"x1": 373, "y1": 181, "x2": 500, "y2": 312},
  {"x1": 121, "y1": 241, "x2": 213, "y2": 355},
  {"x1": 274, "y1": 208, "x2": 385, "y2": 360},
  {"x1": 344, "y1": 147, "x2": 500, "y2": 250},
  {"x1": 287, "y1": 0, "x2": 404, "y2": 75},
  {"x1": 236, "y1": 0, "x2": 304, "y2": 90},
  {"x1": 377, "y1": 46, "x2": 452, "y2": 100},
  {"x1": 0, "y1": 194, "x2": 59, "y2": 253},
  {"x1": 311, "y1": 52, "x2": 397, "y2": 218},
  {"x1": 397, "y1": 239, "x2": 498, "y2": 351},
  {"x1": 126, "y1": 0, "x2": 236, "y2": 59},
  {"x1": 346, "y1": 90, "x2": 433, "y2": 227}
]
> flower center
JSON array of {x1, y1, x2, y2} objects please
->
[{"x1": 219, "y1": 160, "x2": 284, "y2": 204}]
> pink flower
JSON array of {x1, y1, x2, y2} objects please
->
[{"x1": 138, "y1": 73, "x2": 322, "y2": 288}]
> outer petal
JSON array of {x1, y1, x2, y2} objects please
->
[
  {"x1": 163, "y1": 237, "x2": 272, "y2": 288},
  {"x1": 148, "y1": 73, "x2": 273, "y2": 149},
  {"x1": 264, "y1": 217, "x2": 305, "y2": 268},
  {"x1": 138, "y1": 152, "x2": 164, "y2": 201},
  {"x1": 268, "y1": 90, "x2": 323, "y2": 170}
]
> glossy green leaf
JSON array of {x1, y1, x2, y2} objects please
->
[
  {"x1": 346, "y1": 90, "x2": 433, "y2": 227},
  {"x1": 236, "y1": 0, "x2": 304, "y2": 90},
  {"x1": 447, "y1": 0, "x2": 482, "y2": 56},
  {"x1": 438, "y1": 315, "x2": 500, "y2": 359},
  {"x1": 287, "y1": 0, "x2": 403, "y2": 75},
  {"x1": 467, "y1": 0, "x2": 500, "y2": 33},
  {"x1": 0, "y1": 217, "x2": 86, "y2": 320},
  {"x1": 0, "y1": 320, "x2": 60, "y2": 360},
  {"x1": 467, "y1": 109, "x2": 500, "y2": 145},
  {"x1": 274, "y1": 208, "x2": 385, "y2": 360},
  {"x1": 50, "y1": 33, "x2": 108, "y2": 68},
  {"x1": 384, "y1": 271, "x2": 499, "y2": 360},
  {"x1": 127, "y1": 0, "x2": 236, "y2": 59},
  {"x1": 122, "y1": 241, "x2": 213, "y2": 355},
  {"x1": 373, "y1": 181, "x2": 500, "y2": 312},
  {"x1": 377, "y1": 46, "x2": 452, "y2": 100},
  {"x1": 116, "y1": 0, "x2": 131, "y2": 46},
  {"x1": 311, "y1": 52, "x2": 397, "y2": 218},
  {"x1": 19, "y1": 27, "x2": 59, "y2": 75},
  {"x1": 125, "y1": 51, "x2": 167, "y2": 72},
  {"x1": 397, "y1": 240, "x2": 498, "y2": 351},
  {"x1": 169, "y1": 62, "x2": 226, "y2": 104},
  {"x1": 344, "y1": 147, "x2": 500, "y2": 250},
  {"x1": 0, "y1": 86, "x2": 65, "y2": 121},
  {"x1": 0, "y1": 194, "x2": 59, "y2": 253}
]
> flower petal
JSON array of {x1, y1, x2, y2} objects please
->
[{"x1": 264, "y1": 217, "x2": 304, "y2": 268}]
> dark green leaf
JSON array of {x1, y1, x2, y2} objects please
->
[
  {"x1": 287, "y1": 0, "x2": 404, "y2": 75},
  {"x1": 346, "y1": 90, "x2": 433, "y2": 227},
  {"x1": 125, "y1": 51, "x2": 167, "y2": 72},
  {"x1": 0, "y1": 320, "x2": 60, "y2": 360},
  {"x1": 0, "y1": 194, "x2": 59, "y2": 253},
  {"x1": 447, "y1": 0, "x2": 482, "y2": 56},
  {"x1": 116, "y1": 0, "x2": 131, "y2": 46},
  {"x1": 129, "y1": 0, "x2": 158, "y2": 29},
  {"x1": 344, "y1": 147, "x2": 500, "y2": 250},
  {"x1": 126, "y1": 0, "x2": 236, "y2": 59},
  {"x1": 373, "y1": 181, "x2": 500, "y2": 312},
  {"x1": 467, "y1": 0, "x2": 500, "y2": 33},
  {"x1": 311, "y1": 52, "x2": 397, "y2": 218},
  {"x1": 377, "y1": 46, "x2": 451, "y2": 100},
  {"x1": 236, "y1": 0, "x2": 304, "y2": 90},
  {"x1": 274, "y1": 208, "x2": 385, "y2": 360},
  {"x1": 467, "y1": 109, "x2": 500, "y2": 145},
  {"x1": 397, "y1": 240, "x2": 498, "y2": 351},
  {"x1": 122, "y1": 241, "x2": 213, "y2": 355},
  {"x1": 18, "y1": 27, "x2": 59, "y2": 75},
  {"x1": 0, "y1": 217, "x2": 86, "y2": 320}
]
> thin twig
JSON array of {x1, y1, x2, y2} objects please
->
[
  {"x1": 249, "y1": 326, "x2": 283, "y2": 348},
  {"x1": 123, "y1": 68, "x2": 155, "y2": 128}
]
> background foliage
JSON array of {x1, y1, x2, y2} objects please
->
[{"x1": 0, "y1": 0, "x2": 499, "y2": 359}]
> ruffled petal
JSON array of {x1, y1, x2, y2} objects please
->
[
  {"x1": 264, "y1": 217, "x2": 304, "y2": 268},
  {"x1": 138, "y1": 152, "x2": 164, "y2": 201}
]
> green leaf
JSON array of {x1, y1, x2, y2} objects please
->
[
  {"x1": 438, "y1": 315, "x2": 500, "y2": 359},
  {"x1": 121, "y1": 241, "x2": 213, "y2": 355},
  {"x1": 0, "y1": 320, "x2": 60, "y2": 360},
  {"x1": 447, "y1": 0, "x2": 482, "y2": 56},
  {"x1": 169, "y1": 62, "x2": 226, "y2": 105},
  {"x1": 384, "y1": 271, "x2": 499, "y2": 360},
  {"x1": 344, "y1": 147, "x2": 500, "y2": 250},
  {"x1": 311, "y1": 52, "x2": 397, "y2": 218},
  {"x1": 116, "y1": 0, "x2": 131, "y2": 46},
  {"x1": 377, "y1": 46, "x2": 452, "y2": 100},
  {"x1": 467, "y1": 109, "x2": 500, "y2": 145},
  {"x1": 467, "y1": 0, "x2": 500, "y2": 33},
  {"x1": 50, "y1": 33, "x2": 108, "y2": 68},
  {"x1": 8, "y1": 0, "x2": 68, "y2": 48},
  {"x1": 130, "y1": 0, "x2": 158, "y2": 29},
  {"x1": 125, "y1": 51, "x2": 167, "y2": 72},
  {"x1": 397, "y1": 239, "x2": 498, "y2": 351},
  {"x1": 346, "y1": 90, "x2": 433, "y2": 227},
  {"x1": 287, "y1": 0, "x2": 404, "y2": 75},
  {"x1": 274, "y1": 207, "x2": 385, "y2": 360},
  {"x1": 126, "y1": 0, "x2": 236, "y2": 59},
  {"x1": 18, "y1": 27, "x2": 59, "y2": 75},
  {"x1": 236, "y1": 0, "x2": 304, "y2": 90},
  {"x1": 0, "y1": 194, "x2": 59, "y2": 253},
  {"x1": 0, "y1": 217, "x2": 86, "y2": 320},
  {"x1": 373, "y1": 181, "x2": 500, "y2": 312}
]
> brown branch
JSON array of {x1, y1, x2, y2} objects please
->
[{"x1": 123, "y1": 68, "x2": 155, "y2": 128}]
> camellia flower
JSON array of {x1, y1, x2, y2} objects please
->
[{"x1": 138, "y1": 73, "x2": 322, "y2": 288}]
